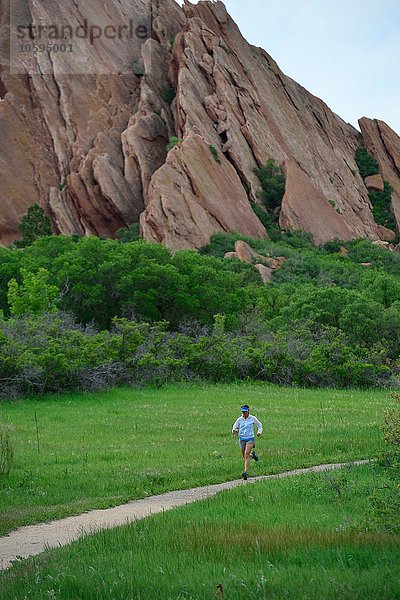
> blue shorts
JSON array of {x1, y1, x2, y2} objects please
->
[{"x1": 239, "y1": 438, "x2": 255, "y2": 449}]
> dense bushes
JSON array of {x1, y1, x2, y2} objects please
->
[
  {"x1": 0, "y1": 312, "x2": 124, "y2": 396},
  {"x1": 0, "y1": 237, "x2": 257, "y2": 329},
  {"x1": 2, "y1": 232, "x2": 400, "y2": 396},
  {"x1": 0, "y1": 311, "x2": 393, "y2": 398},
  {"x1": 355, "y1": 146, "x2": 379, "y2": 179},
  {"x1": 369, "y1": 180, "x2": 396, "y2": 232},
  {"x1": 254, "y1": 158, "x2": 285, "y2": 212}
]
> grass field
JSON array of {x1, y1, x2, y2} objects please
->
[
  {"x1": 1, "y1": 463, "x2": 399, "y2": 599},
  {"x1": 0, "y1": 383, "x2": 392, "y2": 536}
]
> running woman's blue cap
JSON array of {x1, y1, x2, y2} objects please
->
[{"x1": 240, "y1": 405, "x2": 250, "y2": 412}]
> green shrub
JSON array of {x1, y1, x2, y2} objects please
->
[
  {"x1": 116, "y1": 224, "x2": 141, "y2": 243},
  {"x1": 167, "y1": 136, "x2": 183, "y2": 152},
  {"x1": 169, "y1": 35, "x2": 176, "y2": 51},
  {"x1": 209, "y1": 145, "x2": 221, "y2": 164},
  {"x1": 369, "y1": 180, "x2": 397, "y2": 232},
  {"x1": 355, "y1": 146, "x2": 380, "y2": 179},
  {"x1": 254, "y1": 158, "x2": 286, "y2": 211},
  {"x1": 354, "y1": 146, "x2": 396, "y2": 232},
  {"x1": 199, "y1": 232, "x2": 251, "y2": 258},
  {"x1": 0, "y1": 312, "x2": 124, "y2": 396},
  {"x1": 250, "y1": 202, "x2": 278, "y2": 231},
  {"x1": 163, "y1": 85, "x2": 176, "y2": 105},
  {"x1": 15, "y1": 204, "x2": 52, "y2": 248},
  {"x1": 322, "y1": 238, "x2": 347, "y2": 254},
  {"x1": 7, "y1": 268, "x2": 59, "y2": 316},
  {"x1": 278, "y1": 229, "x2": 315, "y2": 249}
]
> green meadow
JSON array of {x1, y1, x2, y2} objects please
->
[
  {"x1": 0, "y1": 383, "x2": 391, "y2": 535},
  {"x1": 1, "y1": 464, "x2": 399, "y2": 599}
]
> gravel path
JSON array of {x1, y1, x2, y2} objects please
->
[{"x1": 0, "y1": 460, "x2": 369, "y2": 571}]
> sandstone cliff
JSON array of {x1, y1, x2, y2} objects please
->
[{"x1": 1, "y1": 0, "x2": 399, "y2": 249}]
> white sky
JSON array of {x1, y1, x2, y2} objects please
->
[{"x1": 177, "y1": 0, "x2": 400, "y2": 134}]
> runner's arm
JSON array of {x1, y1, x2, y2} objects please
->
[
  {"x1": 254, "y1": 416, "x2": 263, "y2": 435},
  {"x1": 232, "y1": 417, "x2": 240, "y2": 434}
]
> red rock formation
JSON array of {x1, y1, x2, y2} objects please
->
[
  {"x1": 1, "y1": 0, "x2": 400, "y2": 249},
  {"x1": 140, "y1": 132, "x2": 266, "y2": 249},
  {"x1": 279, "y1": 160, "x2": 354, "y2": 244},
  {"x1": 235, "y1": 240, "x2": 265, "y2": 264},
  {"x1": 376, "y1": 225, "x2": 396, "y2": 242},
  {"x1": 365, "y1": 174, "x2": 385, "y2": 192},
  {"x1": 359, "y1": 118, "x2": 400, "y2": 229},
  {"x1": 160, "y1": 1, "x2": 380, "y2": 246}
]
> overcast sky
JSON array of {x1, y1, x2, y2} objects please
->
[{"x1": 178, "y1": 0, "x2": 400, "y2": 134}]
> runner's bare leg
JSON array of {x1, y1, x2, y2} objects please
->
[{"x1": 244, "y1": 442, "x2": 254, "y2": 473}]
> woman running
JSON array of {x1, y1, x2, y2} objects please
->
[{"x1": 232, "y1": 404, "x2": 262, "y2": 480}]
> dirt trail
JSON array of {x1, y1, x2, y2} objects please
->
[{"x1": 0, "y1": 460, "x2": 369, "y2": 571}]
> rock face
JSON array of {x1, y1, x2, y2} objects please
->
[
  {"x1": 1, "y1": 0, "x2": 400, "y2": 248},
  {"x1": 359, "y1": 118, "x2": 400, "y2": 229},
  {"x1": 279, "y1": 160, "x2": 354, "y2": 244},
  {"x1": 0, "y1": 0, "x2": 152, "y2": 243},
  {"x1": 140, "y1": 131, "x2": 266, "y2": 250}
]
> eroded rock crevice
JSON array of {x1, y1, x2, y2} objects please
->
[{"x1": 0, "y1": 76, "x2": 7, "y2": 100}]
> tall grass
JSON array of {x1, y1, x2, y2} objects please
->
[
  {"x1": 0, "y1": 424, "x2": 13, "y2": 476},
  {"x1": 1, "y1": 465, "x2": 399, "y2": 599},
  {"x1": 0, "y1": 383, "x2": 391, "y2": 535}
]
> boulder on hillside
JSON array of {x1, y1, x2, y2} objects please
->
[
  {"x1": 270, "y1": 256, "x2": 287, "y2": 269},
  {"x1": 235, "y1": 240, "x2": 261, "y2": 264},
  {"x1": 255, "y1": 264, "x2": 274, "y2": 283},
  {"x1": 223, "y1": 240, "x2": 286, "y2": 283},
  {"x1": 234, "y1": 240, "x2": 284, "y2": 267},
  {"x1": 365, "y1": 174, "x2": 385, "y2": 192},
  {"x1": 373, "y1": 240, "x2": 394, "y2": 251},
  {"x1": 376, "y1": 225, "x2": 397, "y2": 242}
]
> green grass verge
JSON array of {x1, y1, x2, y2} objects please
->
[
  {"x1": 0, "y1": 383, "x2": 392, "y2": 535},
  {"x1": 1, "y1": 464, "x2": 399, "y2": 599}
]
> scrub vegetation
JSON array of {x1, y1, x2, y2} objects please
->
[{"x1": 2, "y1": 232, "x2": 400, "y2": 395}]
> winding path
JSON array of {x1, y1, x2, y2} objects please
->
[{"x1": 0, "y1": 460, "x2": 369, "y2": 571}]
